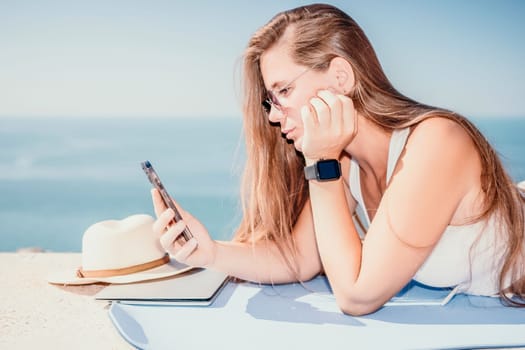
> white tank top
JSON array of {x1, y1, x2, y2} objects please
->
[{"x1": 349, "y1": 128, "x2": 510, "y2": 296}]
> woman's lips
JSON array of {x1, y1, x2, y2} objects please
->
[{"x1": 282, "y1": 127, "x2": 296, "y2": 139}]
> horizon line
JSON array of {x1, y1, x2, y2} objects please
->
[{"x1": 1, "y1": 114, "x2": 524, "y2": 120}]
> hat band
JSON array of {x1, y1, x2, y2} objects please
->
[{"x1": 76, "y1": 253, "x2": 170, "y2": 278}]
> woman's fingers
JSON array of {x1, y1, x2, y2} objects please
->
[
  {"x1": 173, "y1": 238, "x2": 198, "y2": 262},
  {"x1": 317, "y1": 90, "x2": 342, "y2": 129},
  {"x1": 302, "y1": 89, "x2": 355, "y2": 160},
  {"x1": 159, "y1": 220, "x2": 187, "y2": 250},
  {"x1": 301, "y1": 104, "x2": 317, "y2": 128},
  {"x1": 337, "y1": 94, "x2": 356, "y2": 134},
  {"x1": 151, "y1": 189, "x2": 167, "y2": 217},
  {"x1": 159, "y1": 220, "x2": 199, "y2": 264},
  {"x1": 150, "y1": 190, "x2": 210, "y2": 266},
  {"x1": 309, "y1": 96, "x2": 330, "y2": 127},
  {"x1": 152, "y1": 208, "x2": 174, "y2": 236}
]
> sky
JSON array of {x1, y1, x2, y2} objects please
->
[{"x1": 0, "y1": 0, "x2": 524, "y2": 119}]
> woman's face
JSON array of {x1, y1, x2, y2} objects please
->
[{"x1": 260, "y1": 45, "x2": 332, "y2": 152}]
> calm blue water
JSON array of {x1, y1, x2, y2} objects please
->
[
  {"x1": 0, "y1": 117, "x2": 244, "y2": 251},
  {"x1": 0, "y1": 117, "x2": 524, "y2": 252}
]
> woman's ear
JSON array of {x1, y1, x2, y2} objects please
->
[{"x1": 328, "y1": 57, "x2": 355, "y2": 94}]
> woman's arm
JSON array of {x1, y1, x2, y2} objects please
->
[
  {"x1": 210, "y1": 199, "x2": 323, "y2": 283},
  {"x1": 151, "y1": 190, "x2": 326, "y2": 284},
  {"x1": 212, "y1": 156, "x2": 356, "y2": 283},
  {"x1": 309, "y1": 118, "x2": 479, "y2": 315}
]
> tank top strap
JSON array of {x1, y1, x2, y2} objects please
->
[
  {"x1": 348, "y1": 127, "x2": 411, "y2": 230},
  {"x1": 386, "y1": 127, "x2": 410, "y2": 184}
]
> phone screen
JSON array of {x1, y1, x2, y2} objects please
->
[{"x1": 141, "y1": 160, "x2": 193, "y2": 242}]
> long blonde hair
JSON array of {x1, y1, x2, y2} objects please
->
[{"x1": 235, "y1": 4, "x2": 525, "y2": 304}]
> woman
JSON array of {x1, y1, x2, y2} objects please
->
[{"x1": 152, "y1": 4, "x2": 525, "y2": 315}]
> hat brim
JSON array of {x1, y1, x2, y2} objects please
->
[{"x1": 47, "y1": 258, "x2": 193, "y2": 285}]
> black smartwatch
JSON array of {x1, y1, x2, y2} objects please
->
[{"x1": 304, "y1": 159, "x2": 341, "y2": 181}]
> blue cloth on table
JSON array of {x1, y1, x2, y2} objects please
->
[{"x1": 108, "y1": 276, "x2": 525, "y2": 350}]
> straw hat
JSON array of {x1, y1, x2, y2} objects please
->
[{"x1": 48, "y1": 214, "x2": 192, "y2": 285}]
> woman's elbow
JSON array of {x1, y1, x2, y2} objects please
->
[{"x1": 337, "y1": 297, "x2": 383, "y2": 316}]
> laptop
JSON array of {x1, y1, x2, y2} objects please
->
[{"x1": 95, "y1": 268, "x2": 229, "y2": 306}]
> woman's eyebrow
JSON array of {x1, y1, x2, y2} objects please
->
[{"x1": 269, "y1": 80, "x2": 287, "y2": 91}]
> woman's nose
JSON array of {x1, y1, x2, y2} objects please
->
[{"x1": 268, "y1": 106, "x2": 286, "y2": 124}]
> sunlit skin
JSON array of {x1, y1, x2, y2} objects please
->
[{"x1": 151, "y1": 39, "x2": 487, "y2": 315}]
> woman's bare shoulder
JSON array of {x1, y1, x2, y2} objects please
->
[
  {"x1": 411, "y1": 116, "x2": 469, "y2": 140},
  {"x1": 407, "y1": 116, "x2": 478, "y2": 160}
]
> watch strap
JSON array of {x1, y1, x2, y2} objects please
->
[{"x1": 304, "y1": 164, "x2": 318, "y2": 180}]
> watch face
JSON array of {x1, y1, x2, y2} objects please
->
[{"x1": 317, "y1": 159, "x2": 341, "y2": 180}]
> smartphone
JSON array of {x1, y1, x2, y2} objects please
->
[{"x1": 141, "y1": 160, "x2": 193, "y2": 242}]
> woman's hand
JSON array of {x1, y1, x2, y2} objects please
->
[
  {"x1": 301, "y1": 90, "x2": 357, "y2": 162},
  {"x1": 151, "y1": 189, "x2": 217, "y2": 268}
]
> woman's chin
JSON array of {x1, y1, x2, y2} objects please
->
[{"x1": 292, "y1": 138, "x2": 303, "y2": 152}]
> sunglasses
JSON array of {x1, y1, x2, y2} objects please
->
[{"x1": 261, "y1": 67, "x2": 313, "y2": 114}]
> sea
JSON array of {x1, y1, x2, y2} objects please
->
[{"x1": 1, "y1": 116, "x2": 524, "y2": 252}]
